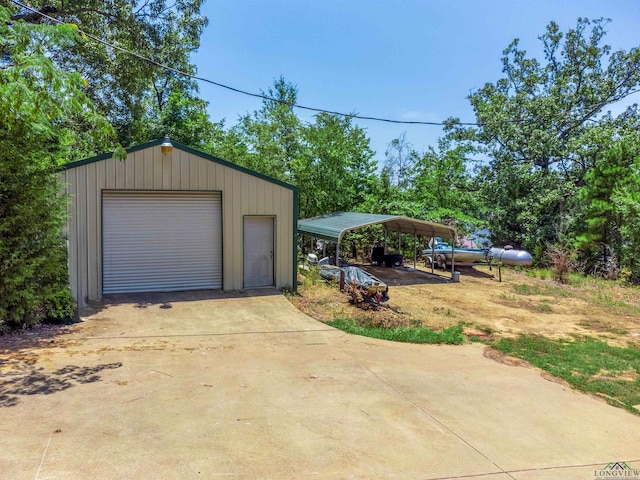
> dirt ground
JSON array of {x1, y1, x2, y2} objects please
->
[{"x1": 290, "y1": 263, "x2": 640, "y2": 347}]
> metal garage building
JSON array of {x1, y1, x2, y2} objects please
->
[{"x1": 61, "y1": 138, "x2": 298, "y2": 306}]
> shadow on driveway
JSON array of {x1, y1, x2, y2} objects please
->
[{"x1": 0, "y1": 355, "x2": 122, "y2": 408}]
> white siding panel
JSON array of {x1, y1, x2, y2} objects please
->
[{"x1": 103, "y1": 191, "x2": 222, "y2": 294}]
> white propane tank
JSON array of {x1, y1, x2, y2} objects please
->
[{"x1": 489, "y1": 247, "x2": 533, "y2": 266}]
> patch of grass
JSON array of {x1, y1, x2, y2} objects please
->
[
  {"x1": 525, "y1": 268, "x2": 550, "y2": 280},
  {"x1": 578, "y1": 319, "x2": 629, "y2": 335},
  {"x1": 498, "y1": 292, "x2": 516, "y2": 301},
  {"x1": 327, "y1": 318, "x2": 465, "y2": 345},
  {"x1": 513, "y1": 282, "x2": 572, "y2": 298},
  {"x1": 489, "y1": 335, "x2": 640, "y2": 414},
  {"x1": 304, "y1": 265, "x2": 323, "y2": 285},
  {"x1": 513, "y1": 283, "x2": 543, "y2": 295},
  {"x1": 594, "y1": 292, "x2": 639, "y2": 315},
  {"x1": 568, "y1": 272, "x2": 590, "y2": 287},
  {"x1": 432, "y1": 306, "x2": 455, "y2": 317},
  {"x1": 611, "y1": 328, "x2": 630, "y2": 336},
  {"x1": 474, "y1": 323, "x2": 499, "y2": 334},
  {"x1": 532, "y1": 300, "x2": 553, "y2": 313},
  {"x1": 543, "y1": 284, "x2": 573, "y2": 297}
]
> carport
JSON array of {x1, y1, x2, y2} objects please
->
[{"x1": 298, "y1": 211, "x2": 457, "y2": 276}]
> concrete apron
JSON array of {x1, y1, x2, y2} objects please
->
[{"x1": 1, "y1": 289, "x2": 639, "y2": 480}]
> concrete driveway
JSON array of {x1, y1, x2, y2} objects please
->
[{"x1": 1, "y1": 289, "x2": 639, "y2": 479}]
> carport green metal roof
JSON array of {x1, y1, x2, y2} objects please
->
[{"x1": 297, "y1": 212, "x2": 456, "y2": 242}]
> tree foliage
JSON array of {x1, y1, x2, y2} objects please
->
[
  {"x1": 411, "y1": 139, "x2": 482, "y2": 229},
  {"x1": 447, "y1": 17, "x2": 640, "y2": 258},
  {"x1": 231, "y1": 78, "x2": 377, "y2": 218},
  {"x1": 0, "y1": 5, "x2": 116, "y2": 330},
  {"x1": 10, "y1": 0, "x2": 209, "y2": 146},
  {"x1": 384, "y1": 132, "x2": 417, "y2": 190},
  {"x1": 141, "y1": 91, "x2": 222, "y2": 149},
  {"x1": 215, "y1": 20, "x2": 640, "y2": 278},
  {"x1": 234, "y1": 77, "x2": 303, "y2": 181},
  {"x1": 300, "y1": 113, "x2": 376, "y2": 218},
  {"x1": 576, "y1": 141, "x2": 640, "y2": 278},
  {"x1": 456, "y1": 18, "x2": 640, "y2": 173}
]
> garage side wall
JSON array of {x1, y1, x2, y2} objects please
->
[{"x1": 62, "y1": 147, "x2": 294, "y2": 304}]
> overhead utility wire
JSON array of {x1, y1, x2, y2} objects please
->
[
  {"x1": 8, "y1": 0, "x2": 489, "y2": 126},
  {"x1": 8, "y1": 0, "x2": 638, "y2": 127}
]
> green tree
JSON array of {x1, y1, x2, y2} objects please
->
[
  {"x1": 235, "y1": 77, "x2": 303, "y2": 181},
  {"x1": 576, "y1": 141, "x2": 640, "y2": 277},
  {"x1": 0, "y1": 6, "x2": 115, "y2": 331},
  {"x1": 384, "y1": 133, "x2": 418, "y2": 190},
  {"x1": 203, "y1": 119, "x2": 252, "y2": 165},
  {"x1": 411, "y1": 138, "x2": 483, "y2": 231},
  {"x1": 11, "y1": 0, "x2": 208, "y2": 146},
  {"x1": 476, "y1": 160, "x2": 574, "y2": 250},
  {"x1": 141, "y1": 91, "x2": 221, "y2": 149},
  {"x1": 612, "y1": 168, "x2": 640, "y2": 281},
  {"x1": 299, "y1": 113, "x2": 376, "y2": 218},
  {"x1": 358, "y1": 167, "x2": 422, "y2": 218},
  {"x1": 233, "y1": 77, "x2": 378, "y2": 219},
  {"x1": 447, "y1": 18, "x2": 640, "y2": 250}
]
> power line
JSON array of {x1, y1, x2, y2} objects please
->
[
  {"x1": 6, "y1": 0, "x2": 478, "y2": 126},
  {"x1": 7, "y1": 0, "x2": 640, "y2": 128}
]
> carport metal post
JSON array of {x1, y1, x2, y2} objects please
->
[
  {"x1": 450, "y1": 233, "x2": 455, "y2": 277},
  {"x1": 413, "y1": 232, "x2": 417, "y2": 268},
  {"x1": 335, "y1": 230, "x2": 351, "y2": 266},
  {"x1": 383, "y1": 229, "x2": 387, "y2": 255},
  {"x1": 431, "y1": 237, "x2": 435, "y2": 274}
]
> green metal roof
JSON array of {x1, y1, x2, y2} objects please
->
[{"x1": 298, "y1": 212, "x2": 455, "y2": 242}]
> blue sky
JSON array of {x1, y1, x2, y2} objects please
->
[{"x1": 192, "y1": 1, "x2": 640, "y2": 165}]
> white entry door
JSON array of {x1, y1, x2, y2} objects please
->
[{"x1": 244, "y1": 216, "x2": 274, "y2": 288}]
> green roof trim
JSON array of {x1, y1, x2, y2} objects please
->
[
  {"x1": 298, "y1": 211, "x2": 456, "y2": 242},
  {"x1": 61, "y1": 138, "x2": 299, "y2": 193},
  {"x1": 60, "y1": 138, "x2": 163, "y2": 170}
]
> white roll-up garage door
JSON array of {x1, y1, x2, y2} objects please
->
[{"x1": 102, "y1": 191, "x2": 222, "y2": 294}]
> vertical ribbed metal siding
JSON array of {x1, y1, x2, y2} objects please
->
[{"x1": 102, "y1": 191, "x2": 222, "y2": 294}]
